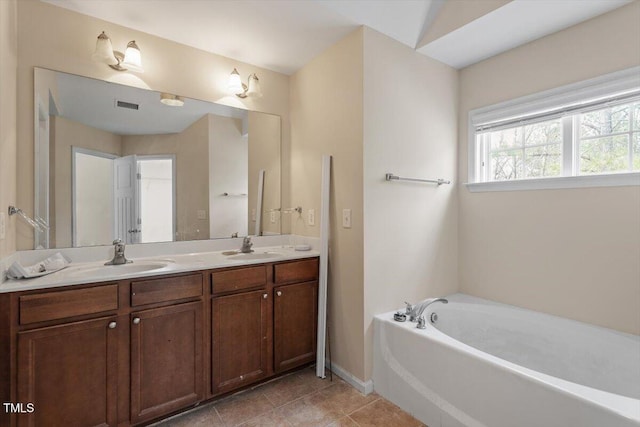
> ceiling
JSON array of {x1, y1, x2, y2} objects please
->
[
  {"x1": 42, "y1": 0, "x2": 631, "y2": 74},
  {"x1": 54, "y1": 71, "x2": 247, "y2": 135}
]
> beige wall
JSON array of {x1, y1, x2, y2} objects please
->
[
  {"x1": 290, "y1": 28, "x2": 365, "y2": 379},
  {"x1": 248, "y1": 112, "x2": 281, "y2": 236},
  {"x1": 290, "y1": 26, "x2": 459, "y2": 383},
  {"x1": 0, "y1": 0, "x2": 17, "y2": 257},
  {"x1": 177, "y1": 116, "x2": 210, "y2": 241},
  {"x1": 53, "y1": 116, "x2": 122, "y2": 247},
  {"x1": 16, "y1": 0, "x2": 290, "y2": 249},
  {"x1": 458, "y1": 2, "x2": 640, "y2": 335},
  {"x1": 362, "y1": 28, "x2": 459, "y2": 380}
]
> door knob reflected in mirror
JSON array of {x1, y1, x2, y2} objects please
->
[
  {"x1": 108, "y1": 321, "x2": 117, "y2": 329},
  {"x1": 276, "y1": 291, "x2": 282, "y2": 297},
  {"x1": 133, "y1": 317, "x2": 141, "y2": 324}
]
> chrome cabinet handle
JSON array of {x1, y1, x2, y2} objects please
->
[
  {"x1": 133, "y1": 317, "x2": 141, "y2": 325},
  {"x1": 108, "y1": 321, "x2": 117, "y2": 329},
  {"x1": 263, "y1": 293, "x2": 268, "y2": 299},
  {"x1": 276, "y1": 291, "x2": 282, "y2": 297}
]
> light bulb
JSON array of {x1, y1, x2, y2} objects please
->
[
  {"x1": 228, "y1": 68, "x2": 244, "y2": 94},
  {"x1": 122, "y1": 40, "x2": 143, "y2": 73}
]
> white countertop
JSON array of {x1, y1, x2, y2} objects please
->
[{"x1": 0, "y1": 246, "x2": 319, "y2": 293}]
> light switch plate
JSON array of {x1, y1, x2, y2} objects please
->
[
  {"x1": 251, "y1": 209, "x2": 256, "y2": 222},
  {"x1": 196, "y1": 210, "x2": 206, "y2": 220},
  {"x1": 0, "y1": 212, "x2": 5, "y2": 240},
  {"x1": 308, "y1": 209, "x2": 315, "y2": 226},
  {"x1": 270, "y1": 211, "x2": 276, "y2": 223},
  {"x1": 342, "y1": 209, "x2": 352, "y2": 228}
]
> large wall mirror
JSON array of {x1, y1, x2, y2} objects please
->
[{"x1": 33, "y1": 68, "x2": 281, "y2": 249}]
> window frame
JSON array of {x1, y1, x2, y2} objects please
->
[{"x1": 467, "y1": 67, "x2": 640, "y2": 192}]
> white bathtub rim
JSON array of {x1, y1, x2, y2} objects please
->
[
  {"x1": 377, "y1": 297, "x2": 640, "y2": 423},
  {"x1": 432, "y1": 296, "x2": 639, "y2": 400},
  {"x1": 444, "y1": 293, "x2": 639, "y2": 341}
]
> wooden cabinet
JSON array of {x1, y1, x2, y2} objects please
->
[
  {"x1": 211, "y1": 290, "x2": 269, "y2": 395},
  {"x1": 274, "y1": 281, "x2": 318, "y2": 373},
  {"x1": 130, "y1": 301, "x2": 203, "y2": 424},
  {"x1": 16, "y1": 316, "x2": 118, "y2": 427},
  {"x1": 210, "y1": 258, "x2": 319, "y2": 388},
  {"x1": 3, "y1": 256, "x2": 318, "y2": 426}
]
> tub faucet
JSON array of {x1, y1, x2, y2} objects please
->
[
  {"x1": 105, "y1": 239, "x2": 132, "y2": 265},
  {"x1": 240, "y1": 236, "x2": 254, "y2": 253},
  {"x1": 409, "y1": 297, "x2": 448, "y2": 322}
]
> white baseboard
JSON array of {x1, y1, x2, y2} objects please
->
[{"x1": 325, "y1": 360, "x2": 374, "y2": 395}]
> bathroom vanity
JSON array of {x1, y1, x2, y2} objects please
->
[{"x1": 0, "y1": 253, "x2": 319, "y2": 426}]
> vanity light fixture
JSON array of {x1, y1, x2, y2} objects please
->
[
  {"x1": 92, "y1": 31, "x2": 144, "y2": 73},
  {"x1": 228, "y1": 68, "x2": 262, "y2": 98},
  {"x1": 160, "y1": 93, "x2": 184, "y2": 107}
]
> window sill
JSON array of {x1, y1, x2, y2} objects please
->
[{"x1": 465, "y1": 172, "x2": 640, "y2": 192}]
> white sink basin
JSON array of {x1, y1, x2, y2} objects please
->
[
  {"x1": 227, "y1": 252, "x2": 282, "y2": 261},
  {"x1": 63, "y1": 261, "x2": 171, "y2": 279}
]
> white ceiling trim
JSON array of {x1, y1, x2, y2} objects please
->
[
  {"x1": 318, "y1": 0, "x2": 435, "y2": 49},
  {"x1": 417, "y1": 0, "x2": 632, "y2": 69}
]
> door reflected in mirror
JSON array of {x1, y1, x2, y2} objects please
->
[{"x1": 34, "y1": 68, "x2": 281, "y2": 249}]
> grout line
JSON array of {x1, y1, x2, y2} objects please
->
[
  {"x1": 268, "y1": 376, "x2": 340, "y2": 410},
  {"x1": 213, "y1": 406, "x2": 228, "y2": 427},
  {"x1": 346, "y1": 415, "x2": 362, "y2": 427},
  {"x1": 346, "y1": 396, "x2": 382, "y2": 416},
  {"x1": 262, "y1": 390, "x2": 278, "y2": 408}
]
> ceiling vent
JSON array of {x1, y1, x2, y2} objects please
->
[{"x1": 116, "y1": 100, "x2": 139, "y2": 110}]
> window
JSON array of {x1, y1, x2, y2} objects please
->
[
  {"x1": 578, "y1": 103, "x2": 639, "y2": 175},
  {"x1": 481, "y1": 118, "x2": 562, "y2": 181},
  {"x1": 468, "y1": 67, "x2": 640, "y2": 191}
]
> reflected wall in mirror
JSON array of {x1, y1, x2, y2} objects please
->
[{"x1": 34, "y1": 68, "x2": 281, "y2": 249}]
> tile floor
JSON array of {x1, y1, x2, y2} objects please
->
[{"x1": 153, "y1": 367, "x2": 425, "y2": 427}]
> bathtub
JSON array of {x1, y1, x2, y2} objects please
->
[{"x1": 372, "y1": 294, "x2": 640, "y2": 427}]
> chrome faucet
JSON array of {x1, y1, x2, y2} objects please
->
[
  {"x1": 240, "y1": 236, "x2": 254, "y2": 253},
  {"x1": 408, "y1": 297, "x2": 448, "y2": 322},
  {"x1": 105, "y1": 239, "x2": 132, "y2": 265}
]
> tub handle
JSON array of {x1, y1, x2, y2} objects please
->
[
  {"x1": 404, "y1": 301, "x2": 413, "y2": 315},
  {"x1": 417, "y1": 315, "x2": 426, "y2": 329}
]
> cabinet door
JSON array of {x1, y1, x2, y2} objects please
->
[
  {"x1": 274, "y1": 281, "x2": 317, "y2": 373},
  {"x1": 130, "y1": 301, "x2": 203, "y2": 424},
  {"x1": 212, "y1": 290, "x2": 268, "y2": 395},
  {"x1": 17, "y1": 316, "x2": 118, "y2": 427}
]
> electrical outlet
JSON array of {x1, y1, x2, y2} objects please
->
[
  {"x1": 270, "y1": 211, "x2": 276, "y2": 223},
  {"x1": 342, "y1": 209, "x2": 352, "y2": 228},
  {"x1": 251, "y1": 209, "x2": 256, "y2": 222},
  {"x1": 196, "y1": 210, "x2": 207, "y2": 220},
  {"x1": 0, "y1": 212, "x2": 5, "y2": 240},
  {"x1": 308, "y1": 209, "x2": 315, "y2": 226}
]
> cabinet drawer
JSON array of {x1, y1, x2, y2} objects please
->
[
  {"x1": 211, "y1": 266, "x2": 266, "y2": 295},
  {"x1": 131, "y1": 274, "x2": 203, "y2": 306},
  {"x1": 274, "y1": 258, "x2": 319, "y2": 284},
  {"x1": 19, "y1": 284, "x2": 119, "y2": 325}
]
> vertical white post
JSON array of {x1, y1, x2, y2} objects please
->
[
  {"x1": 254, "y1": 169, "x2": 265, "y2": 236},
  {"x1": 316, "y1": 155, "x2": 331, "y2": 378}
]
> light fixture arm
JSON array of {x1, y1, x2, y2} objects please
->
[
  {"x1": 235, "y1": 75, "x2": 258, "y2": 98},
  {"x1": 236, "y1": 79, "x2": 250, "y2": 98},
  {"x1": 109, "y1": 51, "x2": 128, "y2": 72}
]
